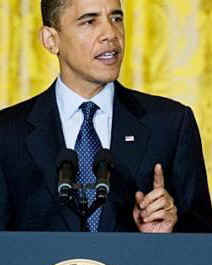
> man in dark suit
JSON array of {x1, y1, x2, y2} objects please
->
[{"x1": 0, "y1": 0, "x2": 211, "y2": 232}]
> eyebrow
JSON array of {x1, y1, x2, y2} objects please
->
[{"x1": 77, "y1": 9, "x2": 124, "y2": 21}]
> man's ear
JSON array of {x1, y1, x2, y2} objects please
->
[{"x1": 40, "y1": 26, "x2": 59, "y2": 55}]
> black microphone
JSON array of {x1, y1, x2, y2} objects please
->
[
  {"x1": 93, "y1": 148, "x2": 114, "y2": 201},
  {"x1": 57, "y1": 149, "x2": 79, "y2": 203}
]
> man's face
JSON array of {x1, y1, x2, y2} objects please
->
[{"x1": 56, "y1": 0, "x2": 125, "y2": 88}]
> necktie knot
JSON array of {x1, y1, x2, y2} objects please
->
[{"x1": 80, "y1": 101, "x2": 99, "y2": 122}]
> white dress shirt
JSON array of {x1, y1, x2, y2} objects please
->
[{"x1": 56, "y1": 77, "x2": 114, "y2": 149}]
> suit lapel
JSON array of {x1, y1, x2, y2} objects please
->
[
  {"x1": 100, "y1": 81, "x2": 151, "y2": 231},
  {"x1": 111, "y1": 81, "x2": 151, "y2": 178},
  {"x1": 26, "y1": 82, "x2": 64, "y2": 196},
  {"x1": 25, "y1": 82, "x2": 80, "y2": 231}
]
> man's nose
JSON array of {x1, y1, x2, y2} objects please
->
[{"x1": 99, "y1": 21, "x2": 117, "y2": 43}]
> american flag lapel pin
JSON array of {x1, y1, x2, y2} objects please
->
[{"x1": 125, "y1": 136, "x2": 135, "y2": 142}]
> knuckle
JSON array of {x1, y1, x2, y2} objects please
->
[
  {"x1": 159, "y1": 187, "x2": 166, "y2": 195},
  {"x1": 161, "y1": 197, "x2": 167, "y2": 205}
]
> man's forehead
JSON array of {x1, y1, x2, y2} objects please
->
[{"x1": 69, "y1": 0, "x2": 122, "y2": 9}]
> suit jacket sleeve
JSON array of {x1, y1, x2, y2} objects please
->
[
  {"x1": 0, "y1": 165, "x2": 11, "y2": 230},
  {"x1": 170, "y1": 107, "x2": 212, "y2": 232}
]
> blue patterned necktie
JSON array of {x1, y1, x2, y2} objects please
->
[{"x1": 74, "y1": 101, "x2": 102, "y2": 232}]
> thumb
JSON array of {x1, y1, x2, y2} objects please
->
[
  {"x1": 135, "y1": 191, "x2": 145, "y2": 209},
  {"x1": 153, "y1": 163, "x2": 164, "y2": 189}
]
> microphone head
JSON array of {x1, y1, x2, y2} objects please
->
[
  {"x1": 57, "y1": 148, "x2": 79, "y2": 176},
  {"x1": 93, "y1": 148, "x2": 114, "y2": 176}
]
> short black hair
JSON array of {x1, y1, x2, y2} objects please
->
[{"x1": 41, "y1": 0, "x2": 70, "y2": 29}]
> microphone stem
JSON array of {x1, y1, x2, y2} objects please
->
[
  {"x1": 86, "y1": 197, "x2": 106, "y2": 219},
  {"x1": 79, "y1": 185, "x2": 89, "y2": 232}
]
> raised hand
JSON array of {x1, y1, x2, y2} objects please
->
[{"x1": 133, "y1": 164, "x2": 177, "y2": 233}]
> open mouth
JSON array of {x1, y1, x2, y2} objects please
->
[{"x1": 95, "y1": 50, "x2": 119, "y2": 60}]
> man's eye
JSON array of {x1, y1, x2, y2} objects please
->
[
  {"x1": 112, "y1": 15, "x2": 123, "y2": 23},
  {"x1": 83, "y1": 19, "x2": 95, "y2": 25}
]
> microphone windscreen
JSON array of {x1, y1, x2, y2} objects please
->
[
  {"x1": 57, "y1": 149, "x2": 79, "y2": 175},
  {"x1": 93, "y1": 148, "x2": 114, "y2": 175}
]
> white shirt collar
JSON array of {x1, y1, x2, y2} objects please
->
[{"x1": 56, "y1": 77, "x2": 114, "y2": 120}]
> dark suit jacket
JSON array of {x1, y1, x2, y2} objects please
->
[{"x1": 0, "y1": 81, "x2": 211, "y2": 232}]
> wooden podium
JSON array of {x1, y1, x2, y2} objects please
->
[{"x1": 0, "y1": 232, "x2": 211, "y2": 265}]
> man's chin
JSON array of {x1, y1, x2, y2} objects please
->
[{"x1": 93, "y1": 72, "x2": 120, "y2": 85}]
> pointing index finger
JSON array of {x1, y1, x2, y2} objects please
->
[{"x1": 153, "y1": 163, "x2": 164, "y2": 189}]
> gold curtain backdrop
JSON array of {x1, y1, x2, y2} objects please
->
[{"x1": 0, "y1": 0, "x2": 212, "y2": 195}]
